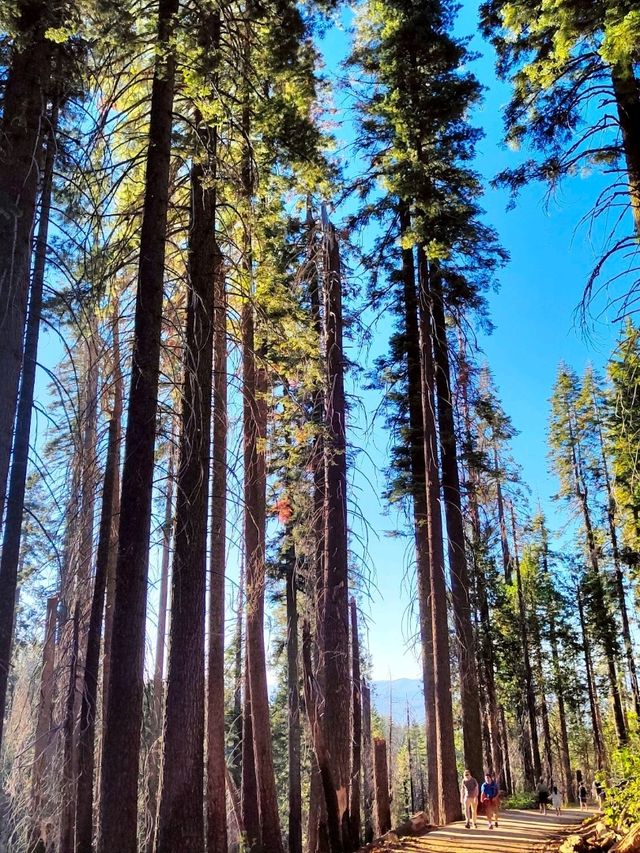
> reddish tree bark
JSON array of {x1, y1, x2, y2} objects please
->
[{"x1": 373, "y1": 738, "x2": 391, "y2": 836}]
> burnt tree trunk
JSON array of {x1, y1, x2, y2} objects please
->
[
  {"x1": 97, "y1": 1, "x2": 179, "y2": 848},
  {"x1": 0, "y1": 101, "x2": 57, "y2": 754}
]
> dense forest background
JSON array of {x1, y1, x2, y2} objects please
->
[{"x1": 1, "y1": 0, "x2": 640, "y2": 851}]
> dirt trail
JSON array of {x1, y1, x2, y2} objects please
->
[{"x1": 376, "y1": 807, "x2": 593, "y2": 853}]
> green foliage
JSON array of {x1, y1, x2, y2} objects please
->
[
  {"x1": 601, "y1": 748, "x2": 640, "y2": 831},
  {"x1": 502, "y1": 791, "x2": 537, "y2": 810}
]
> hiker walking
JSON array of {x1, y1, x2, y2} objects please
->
[
  {"x1": 578, "y1": 782, "x2": 588, "y2": 811},
  {"x1": 536, "y1": 777, "x2": 549, "y2": 815},
  {"x1": 460, "y1": 769, "x2": 479, "y2": 829},
  {"x1": 480, "y1": 773, "x2": 500, "y2": 830},
  {"x1": 551, "y1": 786, "x2": 562, "y2": 816}
]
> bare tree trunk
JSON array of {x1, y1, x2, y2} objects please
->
[
  {"x1": 302, "y1": 621, "x2": 342, "y2": 853},
  {"x1": 349, "y1": 599, "x2": 361, "y2": 848},
  {"x1": 97, "y1": 0, "x2": 179, "y2": 847},
  {"x1": 0, "y1": 101, "x2": 57, "y2": 754},
  {"x1": 398, "y1": 207, "x2": 437, "y2": 823},
  {"x1": 156, "y1": 129, "x2": 217, "y2": 852},
  {"x1": 231, "y1": 571, "x2": 244, "y2": 786},
  {"x1": 577, "y1": 587, "x2": 606, "y2": 770},
  {"x1": 431, "y1": 276, "x2": 483, "y2": 783},
  {"x1": 510, "y1": 503, "x2": 542, "y2": 784},
  {"x1": 406, "y1": 704, "x2": 415, "y2": 815},
  {"x1": 373, "y1": 739, "x2": 391, "y2": 836},
  {"x1": 0, "y1": 0, "x2": 55, "y2": 527},
  {"x1": 207, "y1": 237, "x2": 228, "y2": 853},
  {"x1": 60, "y1": 604, "x2": 80, "y2": 853},
  {"x1": 567, "y1": 412, "x2": 627, "y2": 745},
  {"x1": 101, "y1": 315, "x2": 122, "y2": 725},
  {"x1": 241, "y1": 650, "x2": 261, "y2": 850},
  {"x1": 75, "y1": 397, "x2": 122, "y2": 853},
  {"x1": 611, "y1": 63, "x2": 640, "y2": 237},
  {"x1": 321, "y1": 220, "x2": 351, "y2": 848},
  {"x1": 499, "y1": 706, "x2": 512, "y2": 795},
  {"x1": 287, "y1": 551, "x2": 302, "y2": 853},
  {"x1": 144, "y1": 444, "x2": 173, "y2": 853},
  {"x1": 28, "y1": 596, "x2": 58, "y2": 853},
  {"x1": 417, "y1": 249, "x2": 459, "y2": 825},
  {"x1": 591, "y1": 390, "x2": 640, "y2": 719},
  {"x1": 362, "y1": 681, "x2": 374, "y2": 844}
]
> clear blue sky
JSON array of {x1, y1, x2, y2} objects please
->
[{"x1": 316, "y1": 1, "x2": 629, "y2": 681}]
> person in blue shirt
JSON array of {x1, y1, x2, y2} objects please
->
[{"x1": 480, "y1": 773, "x2": 500, "y2": 829}]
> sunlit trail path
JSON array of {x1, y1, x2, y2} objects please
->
[{"x1": 372, "y1": 807, "x2": 594, "y2": 852}]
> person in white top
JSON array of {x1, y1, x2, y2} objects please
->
[
  {"x1": 550, "y1": 786, "x2": 562, "y2": 816},
  {"x1": 460, "y1": 769, "x2": 479, "y2": 829}
]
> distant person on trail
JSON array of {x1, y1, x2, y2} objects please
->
[
  {"x1": 551, "y1": 786, "x2": 562, "y2": 816},
  {"x1": 592, "y1": 780, "x2": 604, "y2": 808},
  {"x1": 579, "y1": 783, "x2": 588, "y2": 810},
  {"x1": 536, "y1": 778, "x2": 549, "y2": 815},
  {"x1": 460, "y1": 769, "x2": 479, "y2": 829},
  {"x1": 480, "y1": 773, "x2": 500, "y2": 830}
]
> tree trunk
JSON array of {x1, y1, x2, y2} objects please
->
[
  {"x1": 145, "y1": 443, "x2": 173, "y2": 853},
  {"x1": 302, "y1": 620, "x2": 342, "y2": 853},
  {"x1": 510, "y1": 503, "x2": 542, "y2": 784},
  {"x1": 28, "y1": 595, "x2": 58, "y2": 853},
  {"x1": 577, "y1": 586, "x2": 606, "y2": 770},
  {"x1": 591, "y1": 390, "x2": 640, "y2": 719},
  {"x1": 361, "y1": 681, "x2": 374, "y2": 844},
  {"x1": 398, "y1": 208, "x2": 437, "y2": 823},
  {"x1": 155, "y1": 137, "x2": 217, "y2": 853},
  {"x1": 499, "y1": 706, "x2": 512, "y2": 795},
  {"x1": 241, "y1": 649, "x2": 261, "y2": 850},
  {"x1": 349, "y1": 599, "x2": 362, "y2": 848},
  {"x1": 373, "y1": 738, "x2": 391, "y2": 836},
  {"x1": 611, "y1": 63, "x2": 640, "y2": 237},
  {"x1": 231, "y1": 569, "x2": 244, "y2": 786},
  {"x1": 417, "y1": 249, "x2": 459, "y2": 825},
  {"x1": 101, "y1": 314, "x2": 123, "y2": 726},
  {"x1": 0, "y1": 101, "x2": 57, "y2": 755},
  {"x1": 242, "y1": 281, "x2": 284, "y2": 851},
  {"x1": 97, "y1": 0, "x2": 179, "y2": 848},
  {"x1": 59, "y1": 604, "x2": 80, "y2": 853},
  {"x1": 0, "y1": 0, "x2": 55, "y2": 527},
  {"x1": 322, "y1": 219, "x2": 352, "y2": 848},
  {"x1": 75, "y1": 402, "x2": 122, "y2": 853},
  {"x1": 287, "y1": 551, "x2": 302, "y2": 853},
  {"x1": 406, "y1": 704, "x2": 416, "y2": 815},
  {"x1": 207, "y1": 229, "x2": 228, "y2": 853},
  {"x1": 431, "y1": 275, "x2": 483, "y2": 783},
  {"x1": 568, "y1": 415, "x2": 627, "y2": 744}
]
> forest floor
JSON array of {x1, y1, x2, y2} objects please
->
[{"x1": 368, "y1": 807, "x2": 595, "y2": 853}]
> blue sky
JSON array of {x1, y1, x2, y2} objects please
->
[{"x1": 315, "y1": 1, "x2": 631, "y2": 680}]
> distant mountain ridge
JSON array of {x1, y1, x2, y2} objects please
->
[{"x1": 370, "y1": 677, "x2": 425, "y2": 723}]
